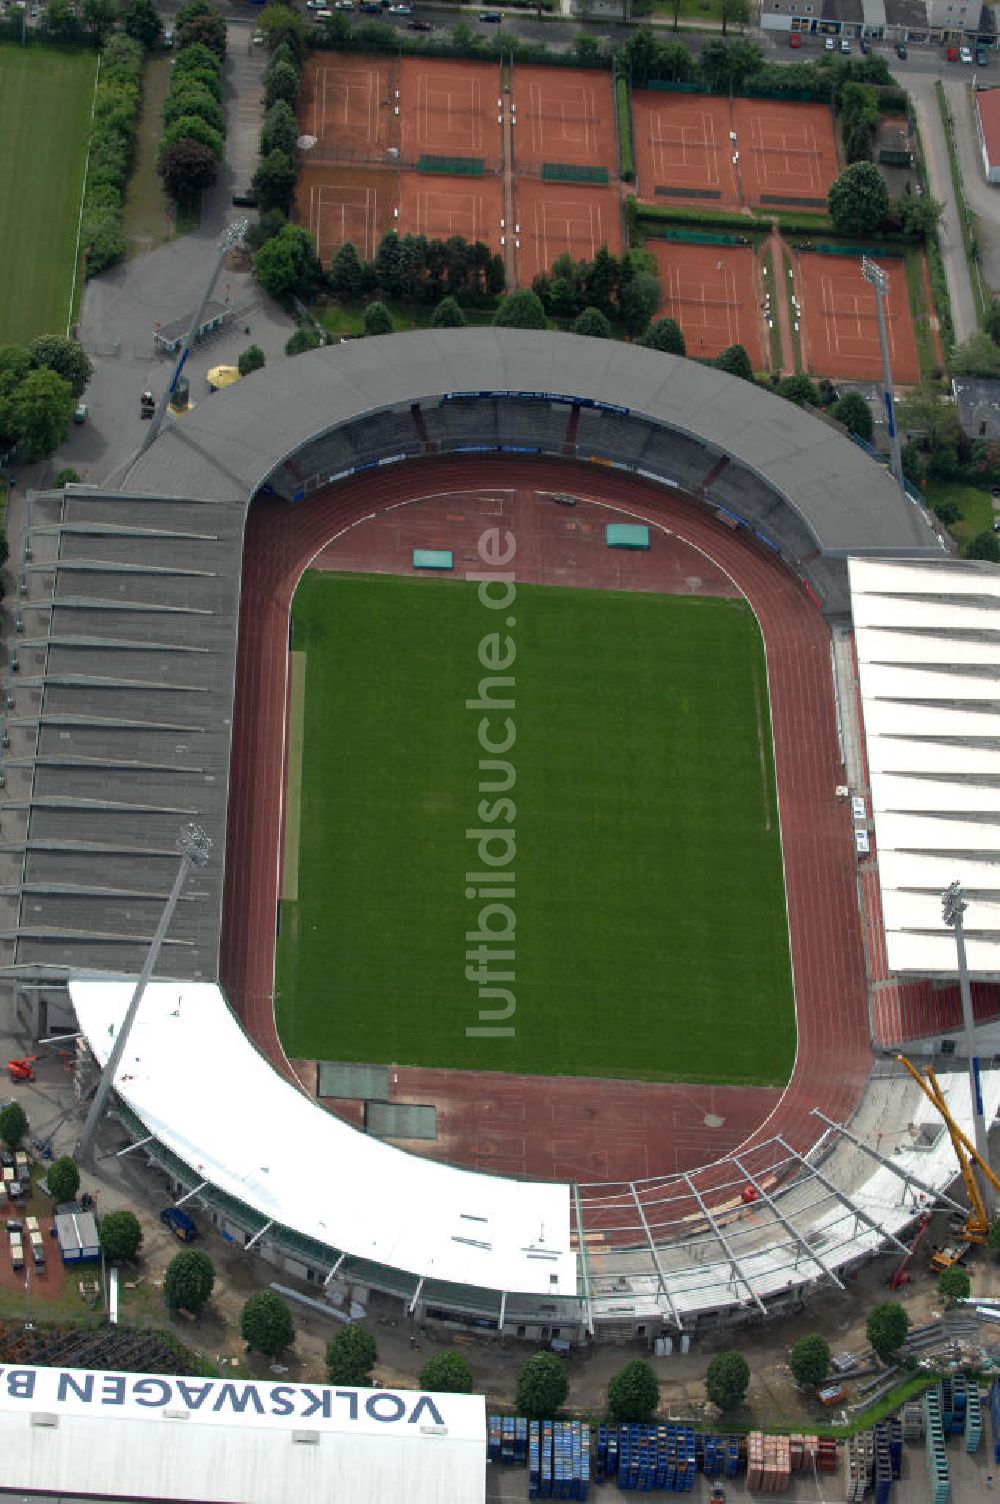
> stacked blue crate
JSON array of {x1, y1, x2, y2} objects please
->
[
  {"x1": 502, "y1": 1416, "x2": 517, "y2": 1464},
  {"x1": 529, "y1": 1421, "x2": 541, "y2": 1500},
  {"x1": 516, "y1": 1417, "x2": 529, "y2": 1464},
  {"x1": 702, "y1": 1436, "x2": 724, "y2": 1477},
  {"x1": 580, "y1": 1422, "x2": 591, "y2": 1501},
  {"x1": 966, "y1": 1384, "x2": 983, "y2": 1454},
  {"x1": 541, "y1": 1421, "x2": 554, "y2": 1499},
  {"x1": 992, "y1": 1378, "x2": 1000, "y2": 1464},
  {"x1": 872, "y1": 1422, "x2": 893, "y2": 1504},
  {"x1": 924, "y1": 1386, "x2": 950, "y2": 1504},
  {"x1": 889, "y1": 1418, "x2": 903, "y2": 1479},
  {"x1": 488, "y1": 1416, "x2": 502, "y2": 1463},
  {"x1": 725, "y1": 1437, "x2": 741, "y2": 1478},
  {"x1": 951, "y1": 1375, "x2": 967, "y2": 1437}
]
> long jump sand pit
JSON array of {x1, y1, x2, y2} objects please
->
[
  {"x1": 647, "y1": 239, "x2": 763, "y2": 367},
  {"x1": 397, "y1": 171, "x2": 503, "y2": 251},
  {"x1": 398, "y1": 56, "x2": 502, "y2": 167},
  {"x1": 514, "y1": 178, "x2": 623, "y2": 285},
  {"x1": 797, "y1": 252, "x2": 920, "y2": 383},
  {"x1": 299, "y1": 54, "x2": 396, "y2": 157},
  {"x1": 295, "y1": 163, "x2": 398, "y2": 263},
  {"x1": 632, "y1": 92, "x2": 737, "y2": 208},
  {"x1": 513, "y1": 64, "x2": 618, "y2": 174},
  {"x1": 733, "y1": 99, "x2": 839, "y2": 211}
]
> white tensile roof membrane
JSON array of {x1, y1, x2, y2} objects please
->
[{"x1": 849, "y1": 555, "x2": 1000, "y2": 976}]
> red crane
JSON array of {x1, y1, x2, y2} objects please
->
[{"x1": 888, "y1": 1208, "x2": 932, "y2": 1289}]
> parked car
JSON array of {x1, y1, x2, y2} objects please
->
[
  {"x1": 896, "y1": 43, "x2": 908, "y2": 58},
  {"x1": 387, "y1": 3, "x2": 412, "y2": 11},
  {"x1": 479, "y1": 9, "x2": 502, "y2": 18},
  {"x1": 162, "y1": 27, "x2": 172, "y2": 45},
  {"x1": 72, "y1": 402, "x2": 87, "y2": 425},
  {"x1": 977, "y1": 47, "x2": 989, "y2": 65},
  {"x1": 946, "y1": 45, "x2": 960, "y2": 61},
  {"x1": 334, "y1": 1, "x2": 354, "y2": 9},
  {"x1": 359, "y1": 2, "x2": 381, "y2": 9},
  {"x1": 824, "y1": 35, "x2": 835, "y2": 50},
  {"x1": 840, "y1": 37, "x2": 852, "y2": 52},
  {"x1": 788, "y1": 31, "x2": 802, "y2": 46},
  {"x1": 408, "y1": 16, "x2": 433, "y2": 26},
  {"x1": 960, "y1": 44, "x2": 973, "y2": 62}
]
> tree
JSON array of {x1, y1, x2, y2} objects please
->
[
  {"x1": 158, "y1": 138, "x2": 219, "y2": 204},
  {"x1": 845, "y1": 122, "x2": 874, "y2": 165},
  {"x1": 938, "y1": 1266, "x2": 970, "y2": 1306},
  {"x1": 99, "y1": 1209, "x2": 143, "y2": 1263},
  {"x1": 254, "y1": 224, "x2": 324, "y2": 303},
  {"x1": 582, "y1": 244, "x2": 621, "y2": 314},
  {"x1": 572, "y1": 306, "x2": 612, "y2": 339},
  {"x1": 122, "y1": 0, "x2": 163, "y2": 48},
  {"x1": 163, "y1": 83, "x2": 225, "y2": 135},
  {"x1": 40, "y1": 0, "x2": 83, "y2": 43},
  {"x1": 261, "y1": 99, "x2": 299, "y2": 160},
  {"x1": 617, "y1": 271, "x2": 660, "y2": 337},
  {"x1": 866, "y1": 1300, "x2": 909, "y2": 1363},
  {"x1": 47, "y1": 1156, "x2": 80, "y2": 1203},
  {"x1": 11, "y1": 368, "x2": 76, "y2": 460},
  {"x1": 789, "y1": 1334, "x2": 830, "y2": 1388},
  {"x1": 705, "y1": 1350, "x2": 750, "y2": 1413},
  {"x1": 986, "y1": 299, "x2": 1000, "y2": 347},
  {"x1": 329, "y1": 242, "x2": 365, "y2": 302},
  {"x1": 373, "y1": 230, "x2": 403, "y2": 297},
  {"x1": 285, "y1": 328, "x2": 322, "y2": 356},
  {"x1": 431, "y1": 296, "x2": 467, "y2": 329},
  {"x1": 176, "y1": 8, "x2": 227, "y2": 58},
  {"x1": 893, "y1": 193, "x2": 942, "y2": 239},
  {"x1": 325, "y1": 1324, "x2": 377, "y2": 1385},
  {"x1": 0, "y1": 1102, "x2": 28, "y2": 1150},
  {"x1": 28, "y1": 335, "x2": 92, "y2": 398},
  {"x1": 363, "y1": 301, "x2": 393, "y2": 336},
  {"x1": 516, "y1": 1352, "x2": 568, "y2": 1420},
  {"x1": 949, "y1": 332, "x2": 1000, "y2": 379},
  {"x1": 827, "y1": 162, "x2": 889, "y2": 235},
  {"x1": 607, "y1": 1359, "x2": 660, "y2": 1423},
  {"x1": 833, "y1": 391, "x2": 874, "y2": 441},
  {"x1": 493, "y1": 290, "x2": 547, "y2": 330},
  {"x1": 163, "y1": 1249, "x2": 215, "y2": 1313},
  {"x1": 252, "y1": 150, "x2": 298, "y2": 216},
  {"x1": 255, "y1": 2, "x2": 309, "y2": 54},
  {"x1": 171, "y1": 43, "x2": 223, "y2": 97},
  {"x1": 714, "y1": 343, "x2": 754, "y2": 381},
  {"x1": 966, "y1": 529, "x2": 1000, "y2": 561},
  {"x1": 265, "y1": 60, "x2": 301, "y2": 113},
  {"x1": 572, "y1": 33, "x2": 600, "y2": 63},
  {"x1": 418, "y1": 1351, "x2": 474, "y2": 1393},
  {"x1": 237, "y1": 345, "x2": 266, "y2": 377},
  {"x1": 82, "y1": 0, "x2": 118, "y2": 45},
  {"x1": 639, "y1": 317, "x2": 686, "y2": 356},
  {"x1": 162, "y1": 116, "x2": 225, "y2": 161},
  {"x1": 246, "y1": 208, "x2": 287, "y2": 254},
  {"x1": 777, "y1": 373, "x2": 819, "y2": 407},
  {"x1": 241, "y1": 1290, "x2": 295, "y2": 1356}
]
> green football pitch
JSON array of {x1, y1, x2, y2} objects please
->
[
  {"x1": 0, "y1": 46, "x2": 97, "y2": 346},
  {"x1": 274, "y1": 572, "x2": 795, "y2": 1087}
]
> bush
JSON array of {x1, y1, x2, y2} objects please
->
[
  {"x1": 833, "y1": 391, "x2": 874, "y2": 441},
  {"x1": 616, "y1": 75, "x2": 634, "y2": 182},
  {"x1": 162, "y1": 115, "x2": 225, "y2": 160},
  {"x1": 639, "y1": 317, "x2": 685, "y2": 356},
  {"x1": 572, "y1": 306, "x2": 612, "y2": 339},
  {"x1": 493, "y1": 289, "x2": 547, "y2": 329},
  {"x1": 238, "y1": 345, "x2": 266, "y2": 376},
  {"x1": 714, "y1": 343, "x2": 754, "y2": 381},
  {"x1": 965, "y1": 529, "x2": 1000, "y2": 561},
  {"x1": 705, "y1": 1350, "x2": 750, "y2": 1413},
  {"x1": 46, "y1": 1156, "x2": 80, "y2": 1203},
  {"x1": 241, "y1": 1290, "x2": 295, "y2": 1355},
  {"x1": 162, "y1": 83, "x2": 225, "y2": 135},
  {"x1": 777, "y1": 373, "x2": 819, "y2": 407},
  {"x1": 789, "y1": 1334, "x2": 830, "y2": 1388},
  {"x1": 325, "y1": 1324, "x2": 377, "y2": 1385},
  {"x1": 163, "y1": 1249, "x2": 215, "y2": 1313},
  {"x1": 418, "y1": 1351, "x2": 474, "y2": 1393},
  {"x1": 866, "y1": 1301, "x2": 909, "y2": 1363},
  {"x1": 516, "y1": 1352, "x2": 568, "y2": 1420},
  {"x1": 54, "y1": 467, "x2": 81, "y2": 486},
  {"x1": 285, "y1": 328, "x2": 322, "y2": 357},
  {"x1": 363, "y1": 301, "x2": 393, "y2": 336},
  {"x1": 607, "y1": 1359, "x2": 659, "y2": 1423},
  {"x1": 938, "y1": 1266, "x2": 970, "y2": 1305},
  {"x1": 99, "y1": 1209, "x2": 143, "y2": 1262},
  {"x1": 932, "y1": 498, "x2": 961, "y2": 524},
  {"x1": 431, "y1": 295, "x2": 467, "y2": 328},
  {"x1": 82, "y1": 206, "x2": 127, "y2": 274}
]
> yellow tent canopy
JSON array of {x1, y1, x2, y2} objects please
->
[{"x1": 207, "y1": 365, "x2": 241, "y2": 392}]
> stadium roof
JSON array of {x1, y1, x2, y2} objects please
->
[
  {"x1": 851, "y1": 555, "x2": 1000, "y2": 976},
  {"x1": 125, "y1": 329, "x2": 937, "y2": 557},
  {"x1": 0, "y1": 1366, "x2": 485, "y2": 1504},
  {"x1": 69, "y1": 978, "x2": 577, "y2": 1299}
]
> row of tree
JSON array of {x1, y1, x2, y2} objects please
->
[
  {"x1": 157, "y1": 2, "x2": 228, "y2": 208},
  {"x1": 618, "y1": 28, "x2": 893, "y2": 103},
  {"x1": 81, "y1": 34, "x2": 144, "y2": 275}
]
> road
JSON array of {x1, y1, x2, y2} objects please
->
[
  {"x1": 942, "y1": 73, "x2": 1000, "y2": 301},
  {"x1": 906, "y1": 71, "x2": 979, "y2": 345}
]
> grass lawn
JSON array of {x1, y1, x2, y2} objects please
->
[
  {"x1": 0, "y1": 45, "x2": 96, "y2": 345},
  {"x1": 275, "y1": 573, "x2": 795, "y2": 1087},
  {"x1": 925, "y1": 477, "x2": 994, "y2": 548}
]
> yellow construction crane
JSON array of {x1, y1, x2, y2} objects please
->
[{"x1": 897, "y1": 1055, "x2": 1000, "y2": 1270}]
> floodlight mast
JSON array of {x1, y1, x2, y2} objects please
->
[
  {"x1": 140, "y1": 220, "x2": 248, "y2": 454},
  {"x1": 75, "y1": 824, "x2": 211, "y2": 1163},
  {"x1": 942, "y1": 879, "x2": 995, "y2": 1221},
  {"x1": 861, "y1": 256, "x2": 904, "y2": 492}
]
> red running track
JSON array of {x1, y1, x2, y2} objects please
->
[{"x1": 220, "y1": 455, "x2": 873, "y2": 1204}]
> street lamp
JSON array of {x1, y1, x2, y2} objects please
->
[
  {"x1": 861, "y1": 256, "x2": 904, "y2": 493},
  {"x1": 75, "y1": 823, "x2": 211, "y2": 1161},
  {"x1": 942, "y1": 879, "x2": 995, "y2": 1220}
]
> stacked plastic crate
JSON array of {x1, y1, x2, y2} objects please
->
[
  {"x1": 966, "y1": 1383, "x2": 983, "y2": 1454},
  {"x1": 488, "y1": 1415, "x2": 502, "y2": 1463},
  {"x1": 529, "y1": 1421, "x2": 541, "y2": 1500},
  {"x1": 992, "y1": 1377, "x2": 1000, "y2": 1463},
  {"x1": 888, "y1": 1417, "x2": 903, "y2": 1479},
  {"x1": 843, "y1": 1435, "x2": 866, "y2": 1503},
  {"x1": 924, "y1": 1385, "x2": 950, "y2": 1504},
  {"x1": 815, "y1": 1437, "x2": 838, "y2": 1474},
  {"x1": 872, "y1": 1422, "x2": 893, "y2": 1504}
]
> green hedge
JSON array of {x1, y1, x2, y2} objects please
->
[
  {"x1": 616, "y1": 75, "x2": 634, "y2": 184},
  {"x1": 82, "y1": 35, "x2": 143, "y2": 274}
]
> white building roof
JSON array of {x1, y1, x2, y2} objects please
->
[
  {"x1": 0, "y1": 1367, "x2": 484, "y2": 1504},
  {"x1": 849, "y1": 555, "x2": 1000, "y2": 976},
  {"x1": 68, "y1": 979, "x2": 575, "y2": 1298}
]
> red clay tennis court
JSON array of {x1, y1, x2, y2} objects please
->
[
  {"x1": 647, "y1": 240, "x2": 764, "y2": 367},
  {"x1": 397, "y1": 171, "x2": 503, "y2": 250},
  {"x1": 733, "y1": 99, "x2": 838, "y2": 210},
  {"x1": 514, "y1": 178, "x2": 623, "y2": 285},
  {"x1": 797, "y1": 252, "x2": 920, "y2": 383},
  {"x1": 398, "y1": 56, "x2": 502, "y2": 167},
  {"x1": 513, "y1": 64, "x2": 618, "y2": 174},
  {"x1": 295, "y1": 164, "x2": 398, "y2": 263},
  {"x1": 299, "y1": 54, "x2": 397, "y2": 157},
  {"x1": 632, "y1": 92, "x2": 738, "y2": 208}
]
